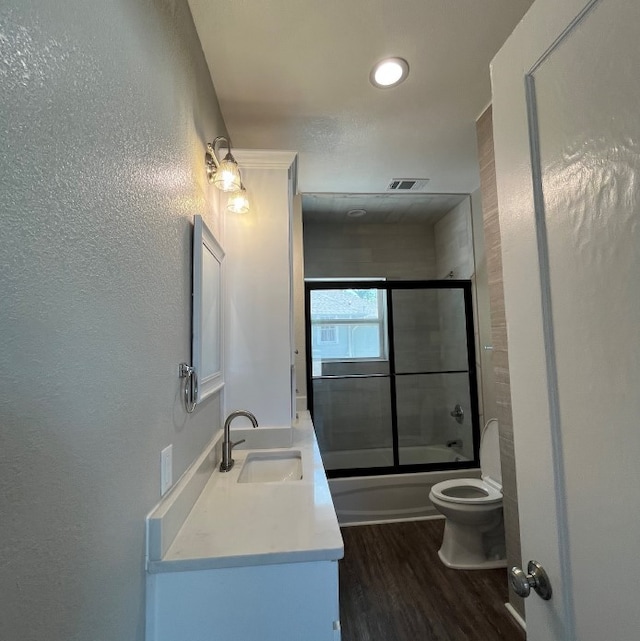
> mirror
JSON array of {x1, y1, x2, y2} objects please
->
[{"x1": 192, "y1": 215, "x2": 225, "y2": 403}]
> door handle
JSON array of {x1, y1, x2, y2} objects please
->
[{"x1": 510, "y1": 560, "x2": 552, "y2": 600}]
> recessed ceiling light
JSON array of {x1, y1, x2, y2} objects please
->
[
  {"x1": 347, "y1": 209, "x2": 367, "y2": 218},
  {"x1": 370, "y1": 57, "x2": 409, "y2": 88}
]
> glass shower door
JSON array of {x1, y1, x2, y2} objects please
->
[
  {"x1": 306, "y1": 281, "x2": 479, "y2": 475},
  {"x1": 392, "y1": 287, "x2": 476, "y2": 465},
  {"x1": 308, "y1": 286, "x2": 393, "y2": 471}
]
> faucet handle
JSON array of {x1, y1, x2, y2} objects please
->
[{"x1": 231, "y1": 439, "x2": 246, "y2": 450}]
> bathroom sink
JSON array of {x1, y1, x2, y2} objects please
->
[{"x1": 237, "y1": 451, "x2": 303, "y2": 483}]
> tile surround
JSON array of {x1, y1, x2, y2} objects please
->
[
  {"x1": 476, "y1": 105, "x2": 524, "y2": 617},
  {"x1": 304, "y1": 212, "x2": 480, "y2": 465}
]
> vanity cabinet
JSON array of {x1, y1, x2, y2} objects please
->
[
  {"x1": 145, "y1": 414, "x2": 343, "y2": 641},
  {"x1": 147, "y1": 560, "x2": 340, "y2": 641},
  {"x1": 223, "y1": 150, "x2": 298, "y2": 428}
]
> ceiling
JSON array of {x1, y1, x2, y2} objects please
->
[
  {"x1": 188, "y1": 0, "x2": 533, "y2": 196},
  {"x1": 302, "y1": 192, "x2": 467, "y2": 225}
]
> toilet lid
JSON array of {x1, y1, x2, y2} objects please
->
[
  {"x1": 480, "y1": 418, "x2": 501, "y2": 488},
  {"x1": 430, "y1": 478, "x2": 502, "y2": 504}
]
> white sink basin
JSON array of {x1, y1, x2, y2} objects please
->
[{"x1": 237, "y1": 451, "x2": 303, "y2": 483}]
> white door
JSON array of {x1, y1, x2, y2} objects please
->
[{"x1": 492, "y1": 0, "x2": 640, "y2": 640}]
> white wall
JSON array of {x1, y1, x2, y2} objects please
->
[
  {"x1": 224, "y1": 151, "x2": 297, "y2": 428},
  {"x1": 0, "y1": 1, "x2": 227, "y2": 639}
]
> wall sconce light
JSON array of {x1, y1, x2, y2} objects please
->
[
  {"x1": 205, "y1": 136, "x2": 242, "y2": 192},
  {"x1": 227, "y1": 183, "x2": 250, "y2": 214}
]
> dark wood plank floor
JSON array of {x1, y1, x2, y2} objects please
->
[{"x1": 339, "y1": 520, "x2": 525, "y2": 641}]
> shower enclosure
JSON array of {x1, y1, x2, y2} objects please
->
[{"x1": 305, "y1": 280, "x2": 480, "y2": 478}]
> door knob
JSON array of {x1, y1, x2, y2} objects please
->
[{"x1": 510, "y1": 561, "x2": 552, "y2": 600}]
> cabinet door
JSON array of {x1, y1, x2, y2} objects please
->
[{"x1": 148, "y1": 560, "x2": 339, "y2": 641}]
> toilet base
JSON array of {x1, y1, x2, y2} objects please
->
[
  {"x1": 437, "y1": 548, "x2": 507, "y2": 570},
  {"x1": 437, "y1": 518, "x2": 507, "y2": 570}
]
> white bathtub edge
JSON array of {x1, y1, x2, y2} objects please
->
[
  {"x1": 340, "y1": 514, "x2": 444, "y2": 528},
  {"x1": 329, "y1": 468, "x2": 481, "y2": 526}
]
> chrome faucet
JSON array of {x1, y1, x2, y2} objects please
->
[{"x1": 220, "y1": 410, "x2": 258, "y2": 472}]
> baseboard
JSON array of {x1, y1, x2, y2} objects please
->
[{"x1": 505, "y1": 602, "x2": 526, "y2": 631}]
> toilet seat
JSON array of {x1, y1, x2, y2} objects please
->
[
  {"x1": 430, "y1": 418, "x2": 503, "y2": 506},
  {"x1": 430, "y1": 478, "x2": 502, "y2": 505}
]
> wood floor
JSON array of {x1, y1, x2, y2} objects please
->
[{"x1": 339, "y1": 520, "x2": 525, "y2": 641}]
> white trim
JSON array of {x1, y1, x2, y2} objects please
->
[
  {"x1": 232, "y1": 149, "x2": 297, "y2": 169},
  {"x1": 305, "y1": 277, "x2": 386, "y2": 282},
  {"x1": 192, "y1": 215, "x2": 225, "y2": 403},
  {"x1": 505, "y1": 602, "x2": 527, "y2": 632}
]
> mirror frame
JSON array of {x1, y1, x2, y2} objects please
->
[{"x1": 192, "y1": 215, "x2": 225, "y2": 403}]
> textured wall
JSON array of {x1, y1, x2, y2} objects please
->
[
  {"x1": 0, "y1": 1, "x2": 226, "y2": 639},
  {"x1": 476, "y1": 105, "x2": 524, "y2": 617}
]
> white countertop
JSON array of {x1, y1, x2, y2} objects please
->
[{"x1": 147, "y1": 412, "x2": 344, "y2": 573}]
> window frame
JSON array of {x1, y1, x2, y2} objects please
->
[{"x1": 309, "y1": 283, "x2": 388, "y2": 363}]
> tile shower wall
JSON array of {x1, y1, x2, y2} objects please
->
[
  {"x1": 436, "y1": 289, "x2": 475, "y2": 461},
  {"x1": 392, "y1": 289, "x2": 444, "y2": 374},
  {"x1": 305, "y1": 221, "x2": 439, "y2": 457},
  {"x1": 304, "y1": 222, "x2": 438, "y2": 280},
  {"x1": 312, "y1": 377, "x2": 393, "y2": 455},
  {"x1": 433, "y1": 199, "x2": 477, "y2": 460},
  {"x1": 305, "y1": 221, "x2": 437, "y2": 454},
  {"x1": 395, "y1": 373, "x2": 472, "y2": 456},
  {"x1": 304, "y1": 221, "x2": 475, "y2": 460},
  {"x1": 476, "y1": 105, "x2": 524, "y2": 617},
  {"x1": 471, "y1": 188, "x2": 499, "y2": 426},
  {"x1": 434, "y1": 199, "x2": 475, "y2": 280}
]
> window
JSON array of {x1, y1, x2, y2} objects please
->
[
  {"x1": 318, "y1": 325, "x2": 338, "y2": 344},
  {"x1": 310, "y1": 287, "x2": 387, "y2": 361}
]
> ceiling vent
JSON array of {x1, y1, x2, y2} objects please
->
[{"x1": 386, "y1": 178, "x2": 430, "y2": 192}]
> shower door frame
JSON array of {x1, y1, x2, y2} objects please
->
[{"x1": 305, "y1": 280, "x2": 481, "y2": 479}]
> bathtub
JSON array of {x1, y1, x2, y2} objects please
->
[{"x1": 326, "y1": 445, "x2": 480, "y2": 526}]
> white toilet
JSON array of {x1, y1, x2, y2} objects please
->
[{"x1": 429, "y1": 418, "x2": 506, "y2": 570}]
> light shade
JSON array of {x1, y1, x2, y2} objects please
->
[
  {"x1": 205, "y1": 137, "x2": 242, "y2": 192},
  {"x1": 214, "y1": 154, "x2": 241, "y2": 192},
  {"x1": 370, "y1": 57, "x2": 409, "y2": 88},
  {"x1": 227, "y1": 185, "x2": 250, "y2": 214}
]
